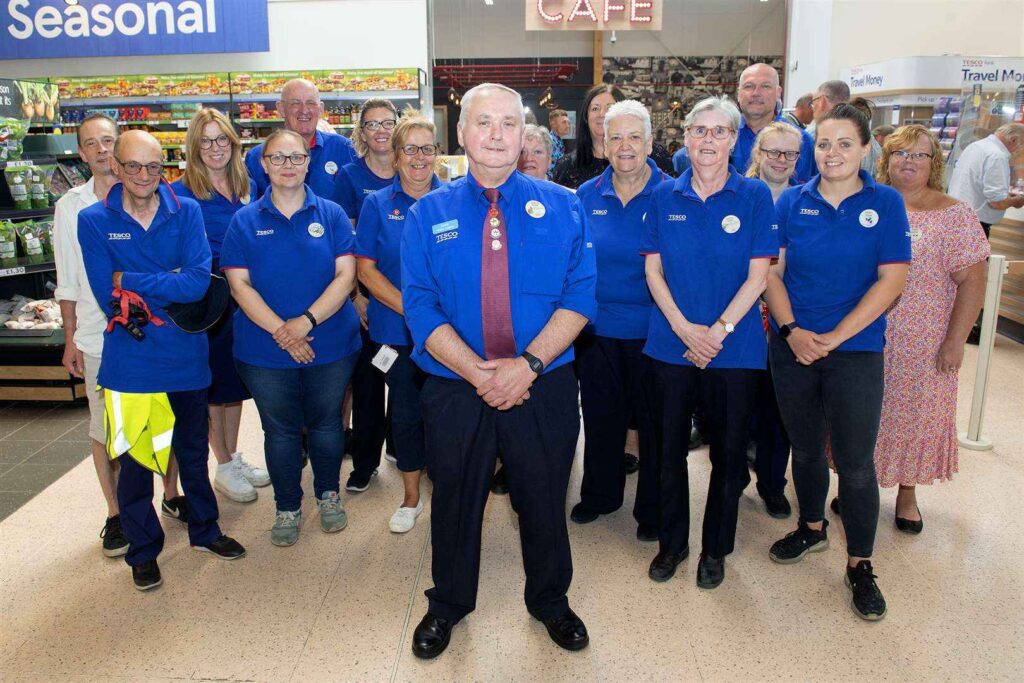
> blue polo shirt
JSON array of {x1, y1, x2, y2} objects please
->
[
  {"x1": 244, "y1": 130, "x2": 355, "y2": 200},
  {"x1": 401, "y1": 170, "x2": 597, "y2": 380},
  {"x1": 577, "y1": 158, "x2": 669, "y2": 339},
  {"x1": 672, "y1": 147, "x2": 690, "y2": 175},
  {"x1": 774, "y1": 170, "x2": 912, "y2": 352},
  {"x1": 220, "y1": 185, "x2": 361, "y2": 369},
  {"x1": 355, "y1": 175, "x2": 442, "y2": 346},
  {"x1": 640, "y1": 168, "x2": 779, "y2": 369},
  {"x1": 333, "y1": 157, "x2": 394, "y2": 222},
  {"x1": 732, "y1": 115, "x2": 817, "y2": 183},
  {"x1": 171, "y1": 178, "x2": 257, "y2": 260},
  {"x1": 77, "y1": 182, "x2": 212, "y2": 393}
]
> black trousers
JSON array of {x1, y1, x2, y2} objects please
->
[
  {"x1": 351, "y1": 326, "x2": 388, "y2": 474},
  {"x1": 647, "y1": 361, "x2": 759, "y2": 558},
  {"x1": 769, "y1": 334, "x2": 883, "y2": 558},
  {"x1": 422, "y1": 365, "x2": 580, "y2": 622},
  {"x1": 575, "y1": 333, "x2": 657, "y2": 527},
  {"x1": 740, "y1": 366, "x2": 791, "y2": 496}
]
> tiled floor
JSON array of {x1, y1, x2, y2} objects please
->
[{"x1": 0, "y1": 337, "x2": 1021, "y2": 682}]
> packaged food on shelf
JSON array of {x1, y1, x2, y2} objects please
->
[
  {"x1": 1, "y1": 118, "x2": 30, "y2": 161},
  {"x1": 2, "y1": 296, "x2": 62, "y2": 329},
  {"x1": 12, "y1": 220, "x2": 51, "y2": 264},
  {"x1": 4, "y1": 167, "x2": 32, "y2": 210},
  {"x1": 30, "y1": 165, "x2": 59, "y2": 208},
  {"x1": 0, "y1": 220, "x2": 17, "y2": 266}
]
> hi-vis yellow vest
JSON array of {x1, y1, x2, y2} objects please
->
[{"x1": 102, "y1": 389, "x2": 175, "y2": 475}]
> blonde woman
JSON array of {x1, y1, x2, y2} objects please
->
[
  {"x1": 172, "y1": 108, "x2": 269, "y2": 504},
  {"x1": 745, "y1": 121, "x2": 804, "y2": 200}
]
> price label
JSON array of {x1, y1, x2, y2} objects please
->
[
  {"x1": 0, "y1": 266, "x2": 27, "y2": 277},
  {"x1": 178, "y1": 161, "x2": 187, "y2": 169},
  {"x1": 3, "y1": 160, "x2": 34, "y2": 169},
  {"x1": 177, "y1": 120, "x2": 189, "y2": 128}
]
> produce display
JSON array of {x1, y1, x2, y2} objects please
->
[
  {"x1": 0, "y1": 220, "x2": 16, "y2": 266},
  {"x1": 0, "y1": 117, "x2": 29, "y2": 161},
  {"x1": 13, "y1": 219, "x2": 52, "y2": 264},
  {"x1": 4, "y1": 166, "x2": 31, "y2": 209}
]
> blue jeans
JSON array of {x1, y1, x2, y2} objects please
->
[{"x1": 236, "y1": 353, "x2": 357, "y2": 512}]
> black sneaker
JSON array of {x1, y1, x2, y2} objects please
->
[
  {"x1": 100, "y1": 514, "x2": 129, "y2": 558},
  {"x1": 345, "y1": 468, "x2": 377, "y2": 493},
  {"x1": 845, "y1": 560, "x2": 887, "y2": 621},
  {"x1": 132, "y1": 560, "x2": 163, "y2": 591},
  {"x1": 758, "y1": 488, "x2": 792, "y2": 519},
  {"x1": 161, "y1": 496, "x2": 189, "y2": 524},
  {"x1": 623, "y1": 453, "x2": 639, "y2": 474},
  {"x1": 688, "y1": 422, "x2": 704, "y2": 450},
  {"x1": 192, "y1": 534, "x2": 247, "y2": 560},
  {"x1": 769, "y1": 520, "x2": 829, "y2": 564}
]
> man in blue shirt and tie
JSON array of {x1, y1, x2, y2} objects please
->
[
  {"x1": 732, "y1": 63, "x2": 816, "y2": 183},
  {"x1": 402, "y1": 83, "x2": 597, "y2": 659}
]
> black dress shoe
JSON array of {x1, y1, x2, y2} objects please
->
[
  {"x1": 648, "y1": 547, "x2": 689, "y2": 582},
  {"x1": 623, "y1": 453, "x2": 639, "y2": 474},
  {"x1": 636, "y1": 523, "x2": 658, "y2": 542},
  {"x1": 830, "y1": 496, "x2": 841, "y2": 516},
  {"x1": 490, "y1": 465, "x2": 509, "y2": 495},
  {"x1": 193, "y1": 534, "x2": 247, "y2": 560},
  {"x1": 688, "y1": 424, "x2": 703, "y2": 450},
  {"x1": 570, "y1": 503, "x2": 600, "y2": 524},
  {"x1": 758, "y1": 489, "x2": 792, "y2": 519},
  {"x1": 540, "y1": 608, "x2": 589, "y2": 651},
  {"x1": 696, "y1": 553, "x2": 725, "y2": 589},
  {"x1": 411, "y1": 613, "x2": 455, "y2": 659},
  {"x1": 895, "y1": 508, "x2": 923, "y2": 535},
  {"x1": 132, "y1": 560, "x2": 162, "y2": 591}
]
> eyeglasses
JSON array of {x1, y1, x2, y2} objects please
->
[
  {"x1": 401, "y1": 144, "x2": 438, "y2": 157},
  {"x1": 760, "y1": 147, "x2": 800, "y2": 161},
  {"x1": 362, "y1": 119, "x2": 397, "y2": 131},
  {"x1": 263, "y1": 152, "x2": 310, "y2": 166},
  {"x1": 687, "y1": 125, "x2": 734, "y2": 140},
  {"x1": 891, "y1": 150, "x2": 934, "y2": 162},
  {"x1": 114, "y1": 156, "x2": 163, "y2": 177},
  {"x1": 199, "y1": 134, "x2": 231, "y2": 150}
]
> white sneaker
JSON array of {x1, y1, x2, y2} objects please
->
[
  {"x1": 214, "y1": 459, "x2": 257, "y2": 502},
  {"x1": 233, "y1": 452, "x2": 271, "y2": 487},
  {"x1": 388, "y1": 500, "x2": 424, "y2": 534}
]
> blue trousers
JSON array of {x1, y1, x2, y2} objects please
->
[
  {"x1": 422, "y1": 365, "x2": 580, "y2": 622},
  {"x1": 236, "y1": 353, "x2": 357, "y2": 512},
  {"x1": 118, "y1": 388, "x2": 220, "y2": 566}
]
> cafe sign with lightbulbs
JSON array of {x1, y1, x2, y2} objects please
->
[{"x1": 525, "y1": 0, "x2": 662, "y2": 31}]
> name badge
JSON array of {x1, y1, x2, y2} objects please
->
[
  {"x1": 526, "y1": 200, "x2": 546, "y2": 218},
  {"x1": 859, "y1": 209, "x2": 879, "y2": 228},
  {"x1": 324, "y1": 161, "x2": 338, "y2": 175},
  {"x1": 721, "y1": 215, "x2": 741, "y2": 234},
  {"x1": 371, "y1": 344, "x2": 399, "y2": 373},
  {"x1": 432, "y1": 219, "x2": 459, "y2": 235},
  {"x1": 308, "y1": 222, "x2": 325, "y2": 238}
]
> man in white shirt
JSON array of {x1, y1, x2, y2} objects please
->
[
  {"x1": 53, "y1": 113, "x2": 185, "y2": 557},
  {"x1": 948, "y1": 123, "x2": 1024, "y2": 237}
]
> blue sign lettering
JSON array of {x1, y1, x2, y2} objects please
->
[{"x1": 1, "y1": 0, "x2": 269, "y2": 59}]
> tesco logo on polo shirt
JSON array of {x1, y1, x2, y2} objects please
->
[
  {"x1": 799, "y1": 208, "x2": 819, "y2": 216},
  {"x1": 107, "y1": 232, "x2": 131, "y2": 240}
]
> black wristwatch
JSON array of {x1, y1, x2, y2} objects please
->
[
  {"x1": 302, "y1": 310, "x2": 318, "y2": 329},
  {"x1": 520, "y1": 351, "x2": 544, "y2": 376},
  {"x1": 778, "y1": 322, "x2": 798, "y2": 339}
]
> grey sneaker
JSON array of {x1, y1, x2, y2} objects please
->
[
  {"x1": 271, "y1": 510, "x2": 301, "y2": 547},
  {"x1": 317, "y1": 491, "x2": 348, "y2": 533}
]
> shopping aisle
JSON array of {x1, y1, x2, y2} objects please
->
[{"x1": 0, "y1": 338, "x2": 1021, "y2": 683}]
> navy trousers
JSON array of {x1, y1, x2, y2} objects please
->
[
  {"x1": 351, "y1": 325, "x2": 388, "y2": 475},
  {"x1": 117, "y1": 388, "x2": 221, "y2": 566},
  {"x1": 422, "y1": 365, "x2": 580, "y2": 622},
  {"x1": 574, "y1": 332, "x2": 658, "y2": 527}
]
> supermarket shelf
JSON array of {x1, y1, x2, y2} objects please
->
[
  {"x1": 0, "y1": 207, "x2": 55, "y2": 221},
  {"x1": 119, "y1": 119, "x2": 194, "y2": 127},
  {"x1": 62, "y1": 94, "x2": 231, "y2": 106},
  {"x1": 0, "y1": 258, "x2": 56, "y2": 279},
  {"x1": 235, "y1": 118, "x2": 285, "y2": 124},
  {"x1": 233, "y1": 90, "x2": 418, "y2": 103},
  {"x1": 161, "y1": 144, "x2": 185, "y2": 149},
  {"x1": 333, "y1": 124, "x2": 355, "y2": 129}
]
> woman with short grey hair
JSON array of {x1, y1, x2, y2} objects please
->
[
  {"x1": 518, "y1": 124, "x2": 554, "y2": 179},
  {"x1": 642, "y1": 95, "x2": 778, "y2": 589}
]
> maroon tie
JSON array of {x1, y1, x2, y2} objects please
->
[{"x1": 481, "y1": 188, "x2": 516, "y2": 359}]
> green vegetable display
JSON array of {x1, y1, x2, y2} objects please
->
[
  {"x1": 5, "y1": 167, "x2": 31, "y2": 210},
  {"x1": 0, "y1": 117, "x2": 30, "y2": 162},
  {"x1": 13, "y1": 220, "x2": 46, "y2": 264},
  {"x1": 30, "y1": 165, "x2": 58, "y2": 208},
  {"x1": 0, "y1": 220, "x2": 16, "y2": 267}
]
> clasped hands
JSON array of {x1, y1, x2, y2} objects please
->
[
  {"x1": 474, "y1": 357, "x2": 536, "y2": 411},
  {"x1": 273, "y1": 316, "x2": 315, "y2": 364},
  {"x1": 785, "y1": 328, "x2": 842, "y2": 365},
  {"x1": 676, "y1": 321, "x2": 726, "y2": 369}
]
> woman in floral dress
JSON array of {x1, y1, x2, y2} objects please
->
[{"x1": 873, "y1": 125, "x2": 989, "y2": 533}]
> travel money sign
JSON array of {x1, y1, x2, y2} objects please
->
[{"x1": 1, "y1": 0, "x2": 269, "y2": 59}]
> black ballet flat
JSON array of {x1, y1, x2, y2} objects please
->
[{"x1": 895, "y1": 508, "x2": 923, "y2": 535}]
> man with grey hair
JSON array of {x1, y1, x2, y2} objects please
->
[
  {"x1": 808, "y1": 78, "x2": 880, "y2": 173},
  {"x1": 733, "y1": 63, "x2": 816, "y2": 182},
  {"x1": 244, "y1": 78, "x2": 355, "y2": 198},
  {"x1": 949, "y1": 123, "x2": 1024, "y2": 238},
  {"x1": 402, "y1": 82, "x2": 596, "y2": 658},
  {"x1": 548, "y1": 108, "x2": 571, "y2": 171}
]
